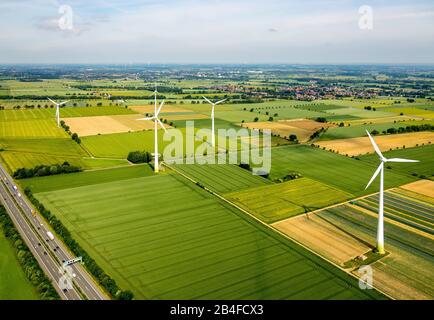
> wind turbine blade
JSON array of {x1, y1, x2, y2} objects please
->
[
  {"x1": 215, "y1": 98, "x2": 227, "y2": 105},
  {"x1": 366, "y1": 130, "x2": 384, "y2": 159},
  {"x1": 387, "y1": 158, "x2": 419, "y2": 163},
  {"x1": 156, "y1": 119, "x2": 167, "y2": 132},
  {"x1": 203, "y1": 96, "x2": 213, "y2": 105},
  {"x1": 365, "y1": 163, "x2": 382, "y2": 190},
  {"x1": 156, "y1": 101, "x2": 165, "y2": 116},
  {"x1": 59, "y1": 100, "x2": 69, "y2": 106},
  {"x1": 47, "y1": 98, "x2": 57, "y2": 105},
  {"x1": 137, "y1": 117, "x2": 153, "y2": 121}
]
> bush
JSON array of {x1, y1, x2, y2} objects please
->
[{"x1": 127, "y1": 151, "x2": 152, "y2": 164}]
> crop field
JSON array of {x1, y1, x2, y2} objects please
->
[
  {"x1": 323, "y1": 107, "x2": 395, "y2": 119},
  {"x1": 334, "y1": 202, "x2": 433, "y2": 299},
  {"x1": 215, "y1": 110, "x2": 270, "y2": 122},
  {"x1": 315, "y1": 132, "x2": 434, "y2": 156},
  {"x1": 242, "y1": 120, "x2": 334, "y2": 142},
  {"x1": 399, "y1": 180, "x2": 434, "y2": 199},
  {"x1": 269, "y1": 145, "x2": 415, "y2": 196},
  {"x1": 32, "y1": 172, "x2": 384, "y2": 299},
  {"x1": 226, "y1": 177, "x2": 353, "y2": 223},
  {"x1": 172, "y1": 164, "x2": 271, "y2": 193},
  {"x1": 0, "y1": 119, "x2": 67, "y2": 138},
  {"x1": 0, "y1": 106, "x2": 135, "y2": 121},
  {"x1": 0, "y1": 138, "x2": 87, "y2": 157},
  {"x1": 318, "y1": 120, "x2": 434, "y2": 140},
  {"x1": 355, "y1": 190, "x2": 434, "y2": 234},
  {"x1": 340, "y1": 116, "x2": 421, "y2": 126},
  {"x1": 0, "y1": 151, "x2": 128, "y2": 173},
  {"x1": 81, "y1": 129, "x2": 195, "y2": 158},
  {"x1": 21, "y1": 164, "x2": 153, "y2": 193},
  {"x1": 360, "y1": 144, "x2": 434, "y2": 178},
  {"x1": 64, "y1": 114, "x2": 170, "y2": 137},
  {"x1": 0, "y1": 231, "x2": 39, "y2": 300},
  {"x1": 129, "y1": 105, "x2": 196, "y2": 114},
  {"x1": 384, "y1": 107, "x2": 434, "y2": 119},
  {"x1": 278, "y1": 203, "x2": 434, "y2": 299}
]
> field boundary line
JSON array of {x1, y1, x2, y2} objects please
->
[{"x1": 164, "y1": 162, "x2": 395, "y2": 300}]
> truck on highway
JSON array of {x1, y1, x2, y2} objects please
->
[{"x1": 47, "y1": 231, "x2": 55, "y2": 241}]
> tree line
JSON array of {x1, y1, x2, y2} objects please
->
[
  {"x1": 0, "y1": 205, "x2": 60, "y2": 300},
  {"x1": 24, "y1": 189, "x2": 134, "y2": 300},
  {"x1": 370, "y1": 123, "x2": 433, "y2": 135},
  {"x1": 13, "y1": 162, "x2": 82, "y2": 179}
]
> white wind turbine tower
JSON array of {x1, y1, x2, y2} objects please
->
[
  {"x1": 137, "y1": 87, "x2": 166, "y2": 173},
  {"x1": 47, "y1": 98, "x2": 69, "y2": 127},
  {"x1": 364, "y1": 130, "x2": 418, "y2": 254},
  {"x1": 203, "y1": 96, "x2": 227, "y2": 147}
]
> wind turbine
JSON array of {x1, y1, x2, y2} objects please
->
[
  {"x1": 137, "y1": 88, "x2": 166, "y2": 173},
  {"x1": 203, "y1": 96, "x2": 227, "y2": 147},
  {"x1": 364, "y1": 130, "x2": 418, "y2": 254},
  {"x1": 47, "y1": 98, "x2": 68, "y2": 127}
]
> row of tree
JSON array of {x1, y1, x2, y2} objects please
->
[
  {"x1": 60, "y1": 120, "x2": 81, "y2": 144},
  {"x1": 24, "y1": 188, "x2": 134, "y2": 300},
  {"x1": 0, "y1": 206, "x2": 60, "y2": 300},
  {"x1": 370, "y1": 124, "x2": 433, "y2": 135},
  {"x1": 13, "y1": 162, "x2": 82, "y2": 179}
]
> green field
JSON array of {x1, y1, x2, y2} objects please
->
[
  {"x1": 21, "y1": 164, "x2": 153, "y2": 193},
  {"x1": 173, "y1": 164, "x2": 271, "y2": 193},
  {"x1": 318, "y1": 120, "x2": 434, "y2": 140},
  {"x1": 33, "y1": 171, "x2": 384, "y2": 299},
  {"x1": 0, "y1": 119, "x2": 67, "y2": 138},
  {"x1": 269, "y1": 145, "x2": 416, "y2": 196},
  {"x1": 226, "y1": 177, "x2": 352, "y2": 223},
  {"x1": 0, "y1": 231, "x2": 39, "y2": 300},
  {"x1": 359, "y1": 145, "x2": 434, "y2": 178},
  {"x1": 0, "y1": 106, "x2": 136, "y2": 121}
]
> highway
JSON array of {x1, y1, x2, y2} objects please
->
[{"x1": 0, "y1": 163, "x2": 107, "y2": 300}]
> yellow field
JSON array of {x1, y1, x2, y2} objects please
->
[
  {"x1": 315, "y1": 132, "x2": 434, "y2": 156},
  {"x1": 273, "y1": 213, "x2": 371, "y2": 265},
  {"x1": 342, "y1": 116, "x2": 420, "y2": 126},
  {"x1": 129, "y1": 105, "x2": 194, "y2": 114},
  {"x1": 64, "y1": 114, "x2": 171, "y2": 136},
  {"x1": 400, "y1": 180, "x2": 434, "y2": 198},
  {"x1": 241, "y1": 119, "x2": 334, "y2": 142}
]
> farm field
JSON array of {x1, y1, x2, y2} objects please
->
[
  {"x1": 0, "y1": 106, "x2": 135, "y2": 121},
  {"x1": 0, "y1": 151, "x2": 128, "y2": 173},
  {"x1": 172, "y1": 164, "x2": 271, "y2": 193},
  {"x1": 269, "y1": 145, "x2": 415, "y2": 196},
  {"x1": 399, "y1": 180, "x2": 434, "y2": 199},
  {"x1": 274, "y1": 201, "x2": 434, "y2": 299},
  {"x1": 214, "y1": 110, "x2": 270, "y2": 122},
  {"x1": 360, "y1": 144, "x2": 434, "y2": 178},
  {"x1": 242, "y1": 119, "x2": 334, "y2": 142},
  {"x1": 64, "y1": 114, "x2": 171, "y2": 136},
  {"x1": 315, "y1": 132, "x2": 434, "y2": 156},
  {"x1": 384, "y1": 107, "x2": 434, "y2": 119},
  {"x1": 0, "y1": 231, "x2": 39, "y2": 300},
  {"x1": 318, "y1": 120, "x2": 434, "y2": 140},
  {"x1": 323, "y1": 107, "x2": 395, "y2": 119},
  {"x1": 355, "y1": 190, "x2": 434, "y2": 234},
  {"x1": 226, "y1": 177, "x2": 353, "y2": 223},
  {"x1": 0, "y1": 119, "x2": 67, "y2": 138},
  {"x1": 21, "y1": 164, "x2": 153, "y2": 193},
  {"x1": 32, "y1": 172, "x2": 384, "y2": 300}
]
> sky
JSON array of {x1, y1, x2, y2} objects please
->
[{"x1": 0, "y1": 0, "x2": 433, "y2": 64}]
